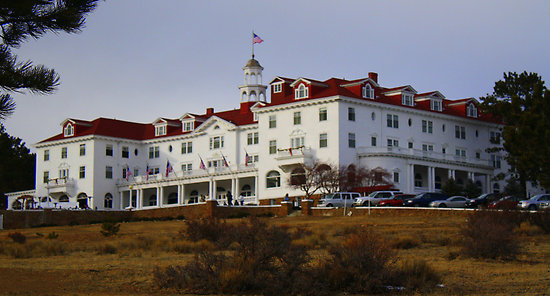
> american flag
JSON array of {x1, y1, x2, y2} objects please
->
[
  {"x1": 245, "y1": 152, "x2": 250, "y2": 166},
  {"x1": 222, "y1": 154, "x2": 229, "y2": 167},
  {"x1": 165, "y1": 160, "x2": 173, "y2": 177},
  {"x1": 199, "y1": 156, "x2": 206, "y2": 170},
  {"x1": 146, "y1": 164, "x2": 151, "y2": 180},
  {"x1": 253, "y1": 33, "x2": 263, "y2": 44},
  {"x1": 125, "y1": 165, "x2": 132, "y2": 181}
]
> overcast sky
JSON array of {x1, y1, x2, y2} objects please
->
[{"x1": 4, "y1": 0, "x2": 550, "y2": 151}]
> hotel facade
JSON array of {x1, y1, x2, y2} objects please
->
[{"x1": 7, "y1": 57, "x2": 509, "y2": 210}]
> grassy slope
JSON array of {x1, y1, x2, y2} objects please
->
[{"x1": 0, "y1": 214, "x2": 549, "y2": 295}]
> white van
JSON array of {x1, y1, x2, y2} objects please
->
[{"x1": 354, "y1": 191, "x2": 402, "y2": 206}]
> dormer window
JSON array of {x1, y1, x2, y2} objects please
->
[
  {"x1": 402, "y1": 94, "x2": 414, "y2": 106},
  {"x1": 273, "y1": 83, "x2": 282, "y2": 93},
  {"x1": 155, "y1": 124, "x2": 167, "y2": 136},
  {"x1": 431, "y1": 99, "x2": 442, "y2": 111},
  {"x1": 295, "y1": 84, "x2": 308, "y2": 99},
  {"x1": 183, "y1": 121, "x2": 194, "y2": 132},
  {"x1": 362, "y1": 84, "x2": 374, "y2": 99},
  {"x1": 467, "y1": 104, "x2": 477, "y2": 118},
  {"x1": 64, "y1": 124, "x2": 74, "y2": 137}
]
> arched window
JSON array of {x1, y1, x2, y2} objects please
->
[
  {"x1": 266, "y1": 171, "x2": 281, "y2": 188},
  {"x1": 295, "y1": 84, "x2": 308, "y2": 99},
  {"x1": 59, "y1": 195, "x2": 69, "y2": 202},
  {"x1": 435, "y1": 176, "x2": 442, "y2": 190},
  {"x1": 249, "y1": 91, "x2": 257, "y2": 101},
  {"x1": 77, "y1": 193, "x2": 88, "y2": 209},
  {"x1": 104, "y1": 193, "x2": 113, "y2": 208},
  {"x1": 493, "y1": 183, "x2": 500, "y2": 193},
  {"x1": 189, "y1": 190, "x2": 199, "y2": 203},
  {"x1": 40, "y1": 196, "x2": 51, "y2": 202},
  {"x1": 64, "y1": 123, "x2": 74, "y2": 137},
  {"x1": 216, "y1": 187, "x2": 226, "y2": 200},
  {"x1": 467, "y1": 104, "x2": 477, "y2": 118},
  {"x1": 167, "y1": 192, "x2": 178, "y2": 204},
  {"x1": 414, "y1": 173, "x2": 423, "y2": 187},
  {"x1": 251, "y1": 73, "x2": 256, "y2": 84},
  {"x1": 362, "y1": 84, "x2": 374, "y2": 99},
  {"x1": 12, "y1": 200, "x2": 22, "y2": 210},
  {"x1": 241, "y1": 184, "x2": 252, "y2": 197},
  {"x1": 290, "y1": 167, "x2": 306, "y2": 185}
]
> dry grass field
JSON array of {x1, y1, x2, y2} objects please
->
[{"x1": 0, "y1": 212, "x2": 549, "y2": 295}]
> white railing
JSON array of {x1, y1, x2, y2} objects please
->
[
  {"x1": 358, "y1": 146, "x2": 492, "y2": 167},
  {"x1": 276, "y1": 146, "x2": 312, "y2": 159},
  {"x1": 45, "y1": 177, "x2": 74, "y2": 189}
]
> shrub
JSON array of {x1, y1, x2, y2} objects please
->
[
  {"x1": 181, "y1": 218, "x2": 233, "y2": 248},
  {"x1": 8, "y1": 232, "x2": 26, "y2": 244},
  {"x1": 460, "y1": 210, "x2": 520, "y2": 260},
  {"x1": 100, "y1": 222, "x2": 121, "y2": 237},
  {"x1": 389, "y1": 235, "x2": 421, "y2": 249},
  {"x1": 97, "y1": 243, "x2": 117, "y2": 254},
  {"x1": 529, "y1": 210, "x2": 550, "y2": 234},
  {"x1": 321, "y1": 227, "x2": 393, "y2": 294},
  {"x1": 391, "y1": 259, "x2": 441, "y2": 291},
  {"x1": 47, "y1": 231, "x2": 59, "y2": 239}
]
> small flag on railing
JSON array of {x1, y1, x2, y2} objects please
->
[
  {"x1": 222, "y1": 154, "x2": 229, "y2": 167},
  {"x1": 125, "y1": 165, "x2": 132, "y2": 181},
  {"x1": 199, "y1": 156, "x2": 206, "y2": 170},
  {"x1": 146, "y1": 164, "x2": 151, "y2": 180},
  {"x1": 245, "y1": 152, "x2": 251, "y2": 166},
  {"x1": 166, "y1": 160, "x2": 173, "y2": 177}
]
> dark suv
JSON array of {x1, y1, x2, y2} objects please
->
[
  {"x1": 404, "y1": 192, "x2": 448, "y2": 207},
  {"x1": 464, "y1": 193, "x2": 501, "y2": 209}
]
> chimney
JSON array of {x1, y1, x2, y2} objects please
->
[
  {"x1": 240, "y1": 101, "x2": 253, "y2": 114},
  {"x1": 206, "y1": 107, "x2": 214, "y2": 115},
  {"x1": 368, "y1": 72, "x2": 378, "y2": 83}
]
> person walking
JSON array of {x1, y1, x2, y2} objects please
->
[{"x1": 226, "y1": 191, "x2": 233, "y2": 207}]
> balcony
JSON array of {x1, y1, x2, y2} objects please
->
[
  {"x1": 357, "y1": 146, "x2": 493, "y2": 169},
  {"x1": 45, "y1": 177, "x2": 75, "y2": 192},
  {"x1": 275, "y1": 146, "x2": 313, "y2": 171}
]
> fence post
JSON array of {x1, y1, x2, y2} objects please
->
[{"x1": 0, "y1": 214, "x2": 3, "y2": 230}]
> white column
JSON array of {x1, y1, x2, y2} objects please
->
[
  {"x1": 138, "y1": 189, "x2": 143, "y2": 209},
  {"x1": 156, "y1": 187, "x2": 161, "y2": 208},
  {"x1": 231, "y1": 177, "x2": 236, "y2": 196},
  {"x1": 235, "y1": 177, "x2": 240, "y2": 197},
  {"x1": 208, "y1": 179, "x2": 213, "y2": 200},
  {"x1": 448, "y1": 169, "x2": 455, "y2": 180},
  {"x1": 181, "y1": 184, "x2": 186, "y2": 204},
  {"x1": 177, "y1": 184, "x2": 182, "y2": 205},
  {"x1": 254, "y1": 176, "x2": 259, "y2": 204},
  {"x1": 428, "y1": 166, "x2": 434, "y2": 192},
  {"x1": 119, "y1": 191, "x2": 124, "y2": 209},
  {"x1": 468, "y1": 171, "x2": 475, "y2": 181},
  {"x1": 409, "y1": 164, "x2": 415, "y2": 193},
  {"x1": 213, "y1": 180, "x2": 218, "y2": 201}
]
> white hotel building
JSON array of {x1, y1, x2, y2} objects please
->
[{"x1": 7, "y1": 57, "x2": 508, "y2": 210}]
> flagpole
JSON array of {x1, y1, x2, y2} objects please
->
[{"x1": 251, "y1": 30, "x2": 254, "y2": 58}]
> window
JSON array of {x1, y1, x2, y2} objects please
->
[
  {"x1": 241, "y1": 184, "x2": 252, "y2": 197},
  {"x1": 290, "y1": 167, "x2": 306, "y2": 185},
  {"x1": 64, "y1": 124, "x2": 74, "y2": 136},
  {"x1": 182, "y1": 163, "x2": 193, "y2": 172},
  {"x1": 269, "y1": 140, "x2": 277, "y2": 154},
  {"x1": 104, "y1": 193, "x2": 113, "y2": 209},
  {"x1": 491, "y1": 155, "x2": 502, "y2": 169},
  {"x1": 393, "y1": 172, "x2": 400, "y2": 183},
  {"x1": 155, "y1": 125, "x2": 167, "y2": 136},
  {"x1": 183, "y1": 121, "x2": 193, "y2": 131},
  {"x1": 209, "y1": 136, "x2": 224, "y2": 149},
  {"x1": 150, "y1": 167, "x2": 160, "y2": 175},
  {"x1": 319, "y1": 107, "x2": 327, "y2": 121},
  {"x1": 455, "y1": 149, "x2": 466, "y2": 158},
  {"x1": 422, "y1": 120, "x2": 433, "y2": 133},
  {"x1": 122, "y1": 146, "x2": 129, "y2": 158},
  {"x1": 476, "y1": 151, "x2": 481, "y2": 159},
  {"x1": 455, "y1": 126, "x2": 466, "y2": 139},
  {"x1": 273, "y1": 83, "x2": 282, "y2": 93},
  {"x1": 295, "y1": 84, "x2": 308, "y2": 99},
  {"x1": 442, "y1": 147, "x2": 446, "y2": 154},
  {"x1": 79, "y1": 166, "x2": 85, "y2": 179},
  {"x1": 402, "y1": 94, "x2": 414, "y2": 106},
  {"x1": 266, "y1": 171, "x2": 281, "y2": 188},
  {"x1": 490, "y1": 131, "x2": 501, "y2": 144},
  {"x1": 44, "y1": 150, "x2": 49, "y2": 161},
  {"x1": 181, "y1": 141, "x2": 193, "y2": 154},
  {"x1": 43, "y1": 171, "x2": 49, "y2": 183},
  {"x1": 362, "y1": 84, "x2": 374, "y2": 99},
  {"x1": 59, "y1": 168, "x2": 69, "y2": 178},
  {"x1": 61, "y1": 147, "x2": 67, "y2": 159},
  {"x1": 122, "y1": 167, "x2": 128, "y2": 179},
  {"x1": 291, "y1": 136, "x2": 304, "y2": 148},
  {"x1": 134, "y1": 168, "x2": 139, "y2": 177},
  {"x1": 79, "y1": 144, "x2": 86, "y2": 156},
  {"x1": 415, "y1": 173, "x2": 423, "y2": 187},
  {"x1": 467, "y1": 104, "x2": 477, "y2": 117},
  {"x1": 319, "y1": 133, "x2": 328, "y2": 148},
  {"x1": 371, "y1": 137, "x2": 377, "y2": 147},
  {"x1": 387, "y1": 139, "x2": 399, "y2": 147},
  {"x1": 431, "y1": 100, "x2": 442, "y2": 111},
  {"x1": 246, "y1": 154, "x2": 259, "y2": 165},
  {"x1": 293, "y1": 111, "x2": 301, "y2": 125},
  {"x1": 105, "y1": 166, "x2": 113, "y2": 179},
  {"x1": 106, "y1": 144, "x2": 113, "y2": 156},
  {"x1": 422, "y1": 144, "x2": 434, "y2": 151},
  {"x1": 408, "y1": 142, "x2": 413, "y2": 149},
  {"x1": 149, "y1": 146, "x2": 160, "y2": 158},
  {"x1": 387, "y1": 114, "x2": 399, "y2": 128},
  {"x1": 348, "y1": 133, "x2": 356, "y2": 148},
  {"x1": 348, "y1": 107, "x2": 355, "y2": 121},
  {"x1": 207, "y1": 160, "x2": 222, "y2": 168},
  {"x1": 269, "y1": 115, "x2": 276, "y2": 128},
  {"x1": 247, "y1": 132, "x2": 259, "y2": 145}
]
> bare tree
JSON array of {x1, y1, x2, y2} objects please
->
[{"x1": 288, "y1": 162, "x2": 325, "y2": 199}]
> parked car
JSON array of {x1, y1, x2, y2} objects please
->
[
  {"x1": 317, "y1": 192, "x2": 361, "y2": 207},
  {"x1": 464, "y1": 193, "x2": 501, "y2": 209},
  {"x1": 488, "y1": 196, "x2": 523, "y2": 209},
  {"x1": 518, "y1": 194, "x2": 550, "y2": 211},
  {"x1": 429, "y1": 196, "x2": 468, "y2": 208},
  {"x1": 404, "y1": 192, "x2": 448, "y2": 207},
  {"x1": 353, "y1": 191, "x2": 403, "y2": 206},
  {"x1": 377, "y1": 194, "x2": 416, "y2": 206}
]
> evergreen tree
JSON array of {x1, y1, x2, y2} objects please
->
[
  {"x1": 480, "y1": 72, "x2": 550, "y2": 191},
  {"x1": 0, "y1": 0, "x2": 99, "y2": 120},
  {"x1": 0, "y1": 124, "x2": 36, "y2": 209}
]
